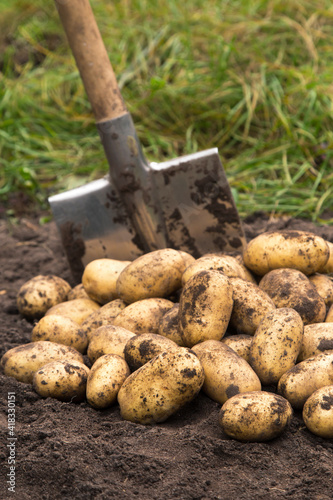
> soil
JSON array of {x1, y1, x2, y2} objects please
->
[{"x1": 1, "y1": 212, "x2": 333, "y2": 500}]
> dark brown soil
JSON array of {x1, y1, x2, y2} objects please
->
[{"x1": 1, "y1": 213, "x2": 333, "y2": 500}]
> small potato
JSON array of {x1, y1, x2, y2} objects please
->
[
  {"x1": 321, "y1": 241, "x2": 333, "y2": 274},
  {"x1": 87, "y1": 325, "x2": 136, "y2": 364},
  {"x1": 243, "y1": 230, "x2": 329, "y2": 276},
  {"x1": 17, "y1": 275, "x2": 71, "y2": 319},
  {"x1": 219, "y1": 391, "x2": 293, "y2": 442},
  {"x1": 31, "y1": 315, "x2": 88, "y2": 353},
  {"x1": 277, "y1": 352, "x2": 333, "y2": 409},
  {"x1": 192, "y1": 340, "x2": 261, "y2": 404},
  {"x1": 86, "y1": 354, "x2": 130, "y2": 409},
  {"x1": 67, "y1": 284, "x2": 90, "y2": 300},
  {"x1": 249, "y1": 308, "x2": 303, "y2": 385},
  {"x1": 178, "y1": 270, "x2": 233, "y2": 347},
  {"x1": 116, "y1": 249, "x2": 186, "y2": 303},
  {"x1": 113, "y1": 298, "x2": 174, "y2": 334},
  {"x1": 181, "y1": 254, "x2": 249, "y2": 286},
  {"x1": 222, "y1": 335, "x2": 253, "y2": 363},
  {"x1": 33, "y1": 360, "x2": 89, "y2": 402},
  {"x1": 158, "y1": 304, "x2": 185, "y2": 346},
  {"x1": 82, "y1": 258, "x2": 130, "y2": 304},
  {"x1": 259, "y1": 268, "x2": 326, "y2": 325},
  {"x1": 117, "y1": 348, "x2": 204, "y2": 424},
  {"x1": 308, "y1": 274, "x2": 333, "y2": 306},
  {"x1": 1, "y1": 341, "x2": 84, "y2": 384},
  {"x1": 45, "y1": 298, "x2": 100, "y2": 325},
  {"x1": 124, "y1": 333, "x2": 179, "y2": 371},
  {"x1": 81, "y1": 299, "x2": 127, "y2": 341},
  {"x1": 303, "y1": 385, "x2": 333, "y2": 439},
  {"x1": 297, "y1": 323, "x2": 333, "y2": 362}
]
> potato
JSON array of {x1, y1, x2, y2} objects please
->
[
  {"x1": 1, "y1": 341, "x2": 84, "y2": 384},
  {"x1": 178, "y1": 270, "x2": 233, "y2": 347},
  {"x1": 191, "y1": 340, "x2": 261, "y2": 404},
  {"x1": 277, "y1": 352, "x2": 333, "y2": 409},
  {"x1": 86, "y1": 354, "x2": 130, "y2": 409},
  {"x1": 303, "y1": 385, "x2": 333, "y2": 438},
  {"x1": 221, "y1": 334, "x2": 253, "y2": 363},
  {"x1": 158, "y1": 303, "x2": 185, "y2": 346},
  {"x1": 229, "y1": 277, "x2": 276, "y2": 335},
  {"x1": 82, "y1": 258, "x2": 130, "y2": 304},
  {"x1": 87, "y1": 325, "x2": 136, "y2": 364},
  {"x1": 234, "y1": 255, "x2": 258, "y2": 284},
  {"x1": 116, "y1": 248, "x2": 186, "y2": 303},
  {"x1": 297, "y1": 323, "x2": 333, "y2": 362},
  {"x1": 67, "y1": 284, "x2": 90, "y2": 300},
  {"x1": 243, "y1": 230, "x2": 329, "y2": 276},
  {"x1": 117, "y1": 348, "x2": 204, "y2": 424},
  {"x1": 219, "y1": 391, "x2": 293, "y2": 442},
  {"x1": 45, "y1": 298, "x2": 100, "y2": 325},
  {"x1": 181, "y1": 254, "x2": 249, "y2": 286},
  {"x1": 33, "y1": 360, "x2": 89, "y2": 402},
  {"x1": 113, "y1": 298, "x2": 174, "y2": 334},
  {"x1": 259, "y1": 268, "x2": 326, "y2": 325},
  {"x1": 81, "y1": 299, "x2": 126, "y2": 341},
  {"x1": 17, "y1": 275, "x2": 71, "y2": 319},
  {"x1": 326, "y1": 304, "x2": 333, "y2": 323},
  {"x1": 308, "y1": 274, "x2": 333, "y2": 306},
  {"x1": 124, "y1": 333, "x2": 179, "y2": 371},
  {"x1": 31, "y1": 315, "x2": 88, "y2": 353},
  {"x1": 321, "y1": 241, "x2": 333, "y2": 274},
  {"x1": 177, "y1": 250, "x2": 196, "y2": 270},
  {"x1": 249, "y1": 308, "x2": 303, "y2": 385}
]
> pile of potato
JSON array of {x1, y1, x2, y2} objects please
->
[{"x1": 2, "y1": 229, "x2": 333, "y2": 442}]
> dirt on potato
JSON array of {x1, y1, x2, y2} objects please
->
[{"x1": 1, "y1": 213, "x2": 333, "y2": 500}]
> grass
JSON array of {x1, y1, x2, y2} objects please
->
[{"x1": 1, "y1": 0, "x2": 333, "y2": 222}]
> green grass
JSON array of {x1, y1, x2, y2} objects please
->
[{"x1": 1, "y1": 0, "x2": 333, "y2": 222}]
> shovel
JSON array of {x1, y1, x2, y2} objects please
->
[{"x1": 49, "y1": 0, "x2": 246, "y2": 281}]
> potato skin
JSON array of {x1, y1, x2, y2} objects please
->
[
  {"x1": 113, "y1": 298, "x2": 174, "y2": 334},
  {"x1": 249, "y1": 308, "x2": 303, "y2": 385},
  {"x1": 158, "y1": 303, "x2": 185, "y2": 346},
  {"x1": 117, "y1": 348, "x2": 204, "y2": 424},
  {"x1": 302, "y1": 385, "x2": 333, "y2": 438},
  {"x1": 82, "y1": 258, "x2": 130, "y2": 304},
  {"x1": 45, "y1": 298, "x2": 100, "y2": 325},
  {"x1": 81, "y1": 299, "x2": 126, "y2": 341},
  {"x1": 181, "y1": 254, "x2": 249, "y2": 286},
  {"x1": 298, "y1": 323, "x2": 333, "y2": 362},
  {"x1": 87, "y1": 325, "x2": 136, "y2": 364},
  {"x1": 243, "y1": 230, "x2": 329, "y2": 276},
  {"x1": 321, "y1": 241, "x2": 333, "y2": 274},
  {"x1": 277, "y1": 352, "x2": 333, "y2": 409},
  {"x1": 31, "y1": 315, "x2": 88, "y2": 354},
  {"x1": 178, "y1": 270, "x2": 233, "y2": 347},
  {"x1": 124, "y1": 333, "x2": 179, "y2": 371},
  {"x1": 33, "y1": 360, "x2": 89, "y2": 402},
  {"x1": 308, "y1": 274, "x2": 333, "y2": 306},
  {"x1": 326, "y1": 304, "x2": 333, "y2": 323},
  {"x1": 86, "y1": 354, "x2": 130, "y2": 409},
  {"x1": 222, "y1": 335, "x2": 253, "y2": 363},
  {"x1": 219, "y1": 391, "x2": 293, "y2": 442}
]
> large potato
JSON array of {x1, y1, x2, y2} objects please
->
[
  {"x1": 81, "y1": 299, "x2": 126, "y2": 341},
  {"x1": 181, "y1": 254, "x2": 249, "y2": 285},
  {"x1": 297, "y1": 323, "x2": 333, "y2": 362},
  {"x1": 1, "y1": 341, "x2": 84, "y2": 384},
  {"x1": 45, "y1": 298, "x2": 100, "y2": 325},
  {"x1": 116, "y1": 249, "x2": 186, "y2": 303},
  {"x1": 308, "y1": 274, "x2": 333, "y2": 306},
  {"x1": 249, "y1": 308, "x2": 303, "y2": 385},
  {"x1": 259, "y1": 268, "x2": 326, "y2": 325},
  {"x1": 86, "y1": 354, "x2": 130, "y2": 409},
  {"x1": 113, "y1": 298, "x2": 174, "y2": 334},
  {"x1": 302, "y1": 385, "x2": 333, "y2": 438},
  {"x1": 33, "y1": 360, "x2": 90, "y2": 402},
  {"x1": 124, "y1": 333, "x2": 179, "y2": 371},
  {"x1": 219, "y1": 391, "x2": 293, "y2": 442},
  {"x1": 221, "y1": 335, "x2": 253, "y2": 363},
  {"x1": 82, "y1": 258, "x2": 130, "y2": 304},
  {"x1": 178, "y1": 270, "x2": 233, "y2": 347},
  {"x1": 117, "y1": 348, "x2": 204, "y2": 424},
  {"x1": 243, "y1": 230, "x2": 329, "y2": 276},
  {"x1": 17, "y1": 275, "x2": 71, "y2": 319},
  {"x1": 87, "y1": 325, "x2": 136, "y2": 364},
  {"x1": 158, "y1": 304, "x2": 185, "y2": 346},
  {"x1": 277, "y1": 352, "x2": 333, "y2": 409},
  {"x1": 31, "y1": 315, "x2": 88, "y2": 353}
]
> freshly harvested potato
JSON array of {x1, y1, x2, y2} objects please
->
[
  {"x1": 181, "y1": 254, "x2": 249, "y2": 286},
  {"x1": 303, "y1": 385, "x2": 333, "y2": 438},
  {"x1": 31, "y1": 315, "x2": 88, "y2": 353},
  {"x1": 17, "y1": 275, "x2": 71, "y2": 319},
  {"x1": 33, "y1": 360, "x2": 89, "y2": 402},
  {"x1": 219, "y1": 391, "x2": 293, "y2": 442},
  {"x1": 234, "y1": 255, "x2": 258, "y2": 284},
  {"x1": 124, "y1": 333, "x2": 179, "y2": 371},
  {"x1": 326, "y1": 304, "x2": 333, "y2": 323},
  {"x1": 177, "y1": 250, "x2": 196, "y2": 270},
  {"x1": 243, "y1": 230, "x2": 329, "y2": 276},
  {"x1": 229, "y1": 277, "x2": 276, "y2": 335},
  {"x1": 277, "y1": 352, "x2": 333, "y2": 409},
  {"x1": 321, "y1": 241, "x2": 333, "y2": 274},
  {"x1": 117, "y1": 348, "x2": 204, "y2": 424},
  {"x1": 222, "y1": 335, "x2": 253, "y2": 363},
  {"x1": 178, "y1": 270, "x2": 233, "y2": 347},
  {"x1": 308, "y1": 274, "x2": 333, "y2": 306},
  {"x1": 1, "y1": 341, "x2": 84, "y2": 384},
  {"x1": 82, "y1": 258, "x2": 130, "y2": 304},
  {"x1": 259, "y1": 268, "x2": 326, "y2": 325},
  {"x1": 45, "y1": 298, "x2": 100, "y2": 325},
  {"x1": 116, "y1": 248, "x2": 186, "y2": 303},
  {"x1": 113, "y1": 298, "x2": 174, "y2": 334},
  {"x1": 191, "y1": 340, "x2": 261, "y2": 404},
  {"x1": 249, "y1": 308, "x2": 303, "y2": 385},
  {"x1": 297, "y1": 323, "x2": 333, "y2": 362},
  {"x1": 87, "y1": 325, "x2": 136, "y2": 364},
  {"x1": 158, "y1": 303, "x2": 185, "y2": 346},
  {"x1": 67, "y1": 284, "x2": 90, "y2": 300},
  {"x1": 81, "y1": 299, "x2": 126, "y2": 341},
  {"x1": 86, "y1": 354, "x2": 130, "y2": 409}
]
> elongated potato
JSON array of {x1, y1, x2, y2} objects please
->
[
  {"x1": 297, "y1": 323, "x2": 333, "y2": 362},
  {"x1": 81, "y1": 299, "x2": 127, "y2": 341},
  {"x1": 181, "y1": 254, "x2": 249, "y2": 285},
  {"x1": 87, "y1": 325, "x2": 136, "y2": 363},
  {"x1": 82, "y1": 258, "x2": 130, "y2": 304},
  {"x1": 45, "y1": 298, "x2": 100, "y2": 325},
  {"x1": 124, "y1": 333, "x2": 179, "y2": 371},
  {"x1": 158, "y1": 303, "x2": 185, "y2": 346},
  {"x1": 192, "y1": 340, "x2": 261, "y2": 404},
  {"x1": 222, "y1": 335, "x2": 253, "y2": 363},
  {"x1": 113, "y1": 298, "x2": 174, "y2": 334},
  {"x1": 303, "y1": 385, "x2": 333, "y2": 438},
  {"x1": 219, "y1": 391, "x2": 293, "y2": 442},
  {"x1": 117, "y1": 348, "x2": 204, "y2": 424},
  {"x1": 308, "y1": 274, "x2": 333, "y2": 306},
  {"x1": 178, "y1": 270, "x2": 233, "y2": 347},
  {"x1": 31, "y1": 315, "x2": 88, "y2": 354}
]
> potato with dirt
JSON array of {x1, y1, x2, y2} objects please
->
[
  {"x1": 81, "y1": 299, "x2": 126, "y2": 341},
  {"x1": 113, "y1": 298, "x2": 174, "y2": 334},
  {"x1": 45, "y1": 298, "x2": 100, "y2": 324},
  {"x1": 87, "y1": 325, "x2": 136, "y2": 364},
  {"x1": 308, "y1": 273, "x2": 333, "y2": 307},
  {"x1": 302, "y1": 385, "x2": 333, "y2": 439},
  {"x1": 82, "y1": 258, "x2": 131, "y2": 304},
  {"x1": 297, "y1": 323, "x2": 333, "y2": 361},
  {"x1": 158, "y1": 303, "x2": 185, "y2": 346},
  {"x1": 221, "y1": 335, "x2": 253, "y2": 363},
  {"x1": 124, "y1": 333, "x2": 179, "y2": 371},
  {"x1": 181, "y1": 253, "x2": 250, "y2": 285},
  {"x1": 31, "y1": 315, "x2": 88, "y2": 353}
]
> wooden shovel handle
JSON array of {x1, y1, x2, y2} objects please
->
[{"x1": 55, "y1": 0, "x2": 127, "y2": 123}]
